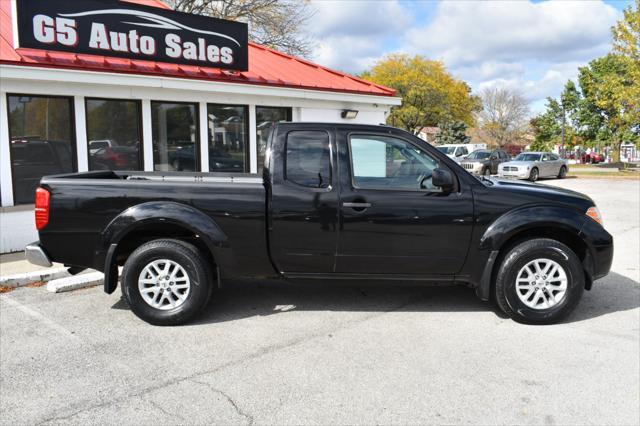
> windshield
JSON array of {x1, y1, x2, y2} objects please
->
[
  {"x1": 515, "y1": 153, "x2": 542, "y2": 162},
  {"x1": 437, "y1": 146, "x2": 456, "y2": 155},
  {"x1": 467, "y1": 150, "x2": 490, "y2": 160}
]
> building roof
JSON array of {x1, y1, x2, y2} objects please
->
[{"x1": 0, "y1": 0, "x2": 396, "y2": 98}]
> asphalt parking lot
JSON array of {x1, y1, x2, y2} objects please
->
[{"x1": 1, "y1": 177, "x2": 639, "y2": 425}]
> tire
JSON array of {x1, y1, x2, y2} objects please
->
[
  {"x1": 172, "y1": 159, "x2": 182, "y2": 171},
  {"x1": 483, "y1": 167, "x2": 491, "y2": 177},
  {"x1": 528, "y1": 167, "x2": 539, "y2": 182},
  {"x1": 121, "y1": 239, "x2": 213, "y2": 326},
  {"x1": 494, "y1": 238, "x2": 584, "y2": 324},
  {"x1": 557, "y1": 166, "x2": 567, "y2": 179}
]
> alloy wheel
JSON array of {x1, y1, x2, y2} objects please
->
[
  {"x1": 138, "y1": 259, "x2": 191, "y2": 310},
  {"x1": 515, "y1": 258, "x2": 568, "y2": 309}
]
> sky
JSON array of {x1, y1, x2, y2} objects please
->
[{"x1": 307, "y1": 0, "x2": 632, "y2": 114}]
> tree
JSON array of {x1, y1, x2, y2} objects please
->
[
  {"x1": 168, "y1": 0, "x2": 314, "y2": 57},
  {"x1": 435, "y1": 120, "x2": 470, "y2": 145},
  {"x1": 476, "y1": 87, "x2": 530, "y2": 147},
  {"x1": 579, "y1": 53, "x2": 639, "y2": 160},
  {"x1": 361, "y1": 54, "x2": 480, "y2": 134}
]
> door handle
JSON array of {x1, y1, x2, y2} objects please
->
[{"x1": 343, "y1": 202, "x2": 372, "y2": 209}]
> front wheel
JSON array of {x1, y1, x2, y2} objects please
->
[
  {"x1": 483, "y1": 167, "x2": 491, "y2": 177},
  {"x1": 558, "y1": 166, "x2": 567, "y2": 179},
  {"x1": 121, "y1": 239, "x2": 213, "y2": 326},
  {"x1": 494, "y1": 238, "x2": 584, "y2": 324},
  {"x1": 528, "y1": 167, "x2": 539, "y2": 182}
]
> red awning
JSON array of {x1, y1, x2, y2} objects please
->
[{"x1": 0, "y1": 0, "x2": 396, "y2": 98}]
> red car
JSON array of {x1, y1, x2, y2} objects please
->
[{"x1": 582, "y1": 152, "x2": 604, "y2": 164}]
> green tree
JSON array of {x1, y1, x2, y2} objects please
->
[
  {"x1": 361, "y1": 54, "x2": 480, "y2": 134},
  {"x1": 435, "y1": 120, "x2": 470, "y2": 145},
  {"x1": 531, "y1": 1, "x2": 640, "y2": 161}
]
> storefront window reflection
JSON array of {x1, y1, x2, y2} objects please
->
[
  {"x1": 207, "y1": 104, "x2": 248, "y2": 172},
  {"x1": 256, "y1": 106, "x2": 291, "y2": 173},
  {"x1": 86, "y1": 99, "x2": 142, "y2": 171},
  {"x1": 152, "y1": 102, "x2": 199, "y2": 171},
  {"x1": 7, "y1": 95, "x2": 75, "y2": 205}
]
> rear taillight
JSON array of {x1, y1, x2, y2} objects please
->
[{"x1": 35, "y1": 188, "x2": 50, "y2": 230}]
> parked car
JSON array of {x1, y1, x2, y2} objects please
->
[
  {"x1": 582, "y1": 152, "x2": 604, "y2": 164},
  {"x1": 499, "y1": 152, "x2": 568, "y2": 182},
  {"x1": 9, "y1": 138, "x2": 74, "y2": 204},
  {"x1": 26, "y1": 123, "x2": 612, "y2": 326},
  {"x1": 88, "y1": 140, "x2": 113, "y2": 155},
  {"x1": 436, "y1": 143, "x2": 486, "y2": 162},
  {"x1": 90, "y1": 146, "x2": 140, "y2": 170},
  {"x1": 460, "y1": 149, "x2": 510, "y2": 176}
]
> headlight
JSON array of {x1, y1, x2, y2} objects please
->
[{"x1": 586, "y1": 206, "x2": 603, "y2": 225}]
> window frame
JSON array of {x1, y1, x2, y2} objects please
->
[
  {"x1": 347, "y1": 132, "x2": 451, "y2": 193},
  {"x1": 85, "y1": 97, "x2": 144, "y2": 171},
  {"x1": 150, "y1": 100, "x2": 201, "y2": 172},
  {"x1": 206, "y1": 102, "x2": 250, "y2": 173},
  {"x1": 283, "y1": 129, "x2": 333, "y2": 191},
  {"x1": 256, "y1": 106, "x2": 293, "y2": 173},
  {"x1": 6, "y1": 93, "x2": 77, "y2": 205}
]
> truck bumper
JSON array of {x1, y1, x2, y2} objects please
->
[{"x1": 25, "y1": 242, "x2": 53, "y2": 268}]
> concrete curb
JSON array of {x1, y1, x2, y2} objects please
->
[
  {"x1": 47, "y1": 271, "x2": 104, "y2": 293},
  {"x1": 0, "y1": 268, "x2": 70, "y2": 288}
]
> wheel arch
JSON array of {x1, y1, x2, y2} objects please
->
[
  {"x1": 100, "y1": 202, "x2": 227, "y2": 294},
  {"x1": 476, "y1": 206, "x2": 593, "y2": 300}
]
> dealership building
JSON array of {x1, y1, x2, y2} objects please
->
[{"x1": 0, "y1": 0, "x2": 400, "y2": 253}]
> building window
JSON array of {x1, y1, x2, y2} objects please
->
[
  {"x1": 151, "y1": 101, "x2": 199, "y2": 171},
  {"x1": 86, "y1": 98, "x2": 142, "y2": 171},
  {"x1": 207, "y1": 104, "x2": 248, "y2": 172},
  {"x1": 285, "y1": 131, "x2": 331, "y2": 188},
  {"x1": 256, "y1": 106, "x2": 291, "y2": 173},
  {"x1": 6, "y1": 95, "x2": 75, "y2": 205}
]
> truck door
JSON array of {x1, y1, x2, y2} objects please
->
[
  {"x1": 335, "y1": 130, "x2": 474, "y2": 276},
  {"x1": 268, "y1": 127, "x2": 339, "y2": 273}
]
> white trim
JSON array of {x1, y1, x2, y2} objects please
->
[
  {"x1": 74, "y1": 96, "x2": 89, "y2": 172},
  {"x1": 10, "y1": 0, "x2": 19, "y2": 49},
  {"x1": 0, "y1": 65, "x2": 401, "y2": 106},
  {"x1": 198, "y1": 102, "x2": 209, "y2": 172},
  {"x1": 141, "y1": 100, "x2": 153, "y2": 171},
  {"x1": 0, "y1": 92, "x2": 14, "y2": 206},
  {"x1": 248, "y1": 104, "x2": 257, "y2": 173}
]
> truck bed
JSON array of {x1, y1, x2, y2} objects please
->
[{"x1": 38, "y1": 170, "x2": 273, "y2": 278}]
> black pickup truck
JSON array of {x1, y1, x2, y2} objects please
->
[{"x1": 26, "y1": 123, "x2": 613, "y2": 325}]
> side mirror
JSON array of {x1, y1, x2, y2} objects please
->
[{"x1": 432, "y1": 168, "x2": 455, "y2": 192}]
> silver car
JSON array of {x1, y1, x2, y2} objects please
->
[{"x1": 498, "y1": 152, "x2": 568, "y2": 182}]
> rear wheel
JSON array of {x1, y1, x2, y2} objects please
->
[
  {"x1": 528, "y1": 167, "x2": 539, "y2": 182},
  {"x1": 122, "y1": 239, "x2": 213, "y2": 326},
  {"x1": 558, "y1": 166, "x2": 567, "y2": 179},
  {"x1": 494, "y1": 238, "x2": 584, "y2": 324}
]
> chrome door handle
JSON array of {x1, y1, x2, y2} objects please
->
[{"x1": 343, "y1": 202, "x2": 372, "y2": 208}]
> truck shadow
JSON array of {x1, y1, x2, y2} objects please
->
[{"x1": 187, "y1": 272, "x2": 639, "y2": 326}]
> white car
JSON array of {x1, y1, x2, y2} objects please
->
[
  {"x1": 498, "y1": 152, "x2": 568, "y2": 182},
  {"x1": 436, "y1": 143, "x2": 486, "y2": 162}
]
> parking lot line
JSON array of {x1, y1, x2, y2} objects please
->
[{"x1": 0, "y1": 294, "x2": 80, "y2": 341}]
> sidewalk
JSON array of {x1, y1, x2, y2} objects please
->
[{"x1": 0, "y1": 251, "x2": 62, "y2": 276}]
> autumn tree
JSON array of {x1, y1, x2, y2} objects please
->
[
  {"x1": 168, "y1": 0, "x2": 314, "y2": 57},
  {"x1": 476, "y1": 87, "x2": 530, "y2": 147},
  {"x1": 532, "y1": 0, "x2": 639, "y2": 161},
  {"x1": 361, "y1": 55, "x2": 480, "y2": 134}
]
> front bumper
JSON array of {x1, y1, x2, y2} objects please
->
[
  {"x1": 25, "y1": 242, "x2": 53, "y2": 268},
  {"x1": 499, "y1": 169, "x2": 530, "y2": 179},
  {"x1": 461, "y1": 163, "x2": 484, "y2": 174}
]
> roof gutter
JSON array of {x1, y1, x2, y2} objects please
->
[{"x1": 0, "y1": 63, "x2": 402, "y2": 106}]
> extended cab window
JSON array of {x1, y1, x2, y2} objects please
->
[
  {"x1": 285, "y1": 131, "x2": 331, "y2": 188},
  {"x1": 349, "y1": 135, "x2": 440, "y2": 191}
]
